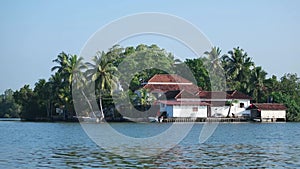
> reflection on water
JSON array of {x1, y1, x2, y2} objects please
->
[{"x1": 1, "y1": 121, "x2": 300, "y2": 168}]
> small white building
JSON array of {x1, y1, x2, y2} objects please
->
[
  {"x1": 246, "y1": 103, "x2": 286, "y2": 122},
  {"x1": 158, "y1": 100, "x2": 209, "y2": 118}
]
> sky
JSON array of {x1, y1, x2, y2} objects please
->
[{"x1": 0, "y1": 0, "x2": 299, "y2": 93}]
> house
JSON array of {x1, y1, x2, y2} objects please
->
[
  {"x1": 198, "y1": 90, "x2": 252, "y2": 117},
  {"x1": 246, "y1": 103, "x2": 286, "y2": 122},
  {"x1": 158, "y1": 90, "x2": 210, "y2": 118},
  {"x1": 143, "y1": 74, "x2": 252, "y2": 118}
]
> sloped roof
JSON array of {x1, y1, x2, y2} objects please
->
[
  {"x1": 143, "y1": 74, "x2": 200, "y2": 93},
  {"x1": 197, "y1": 90, "x2": 252, "y2": 100},
  {"x1": 158, "y1": 100, "x2": 210, "y2": 106},
  {"x1": 144, "y1": 84, "x2": 200, "y2": 93},
  {"x1": 247, "y1": 103, "x2": 287, "y2": 110},
  {"x1": 198, "y1": 91, "x2": 228, "y2": 99},
  {"x1": 203, "y1": 101, "x2": 228, "y2": 107},
  {"x1": 159, "y1": 90, "x2": 181, "y2": 100},
  {"x1": 146, "y1": 74, "x2": 193, "y2": 83},
  {"x1": 143, "y1": 74, "x2": 252, "y2": 101},
  {"x1": 227, "y1": 90, "x2": 253, "y2": 100},
  {"x1": 175, "y1": 90, "x2": 200, "y2": 99}
]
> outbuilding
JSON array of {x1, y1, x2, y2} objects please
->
[{"x1": 246, "y1": 103, "x2": 286, "y2": 122}]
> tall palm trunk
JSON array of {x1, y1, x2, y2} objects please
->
[
  {"x1": 226, "y1": 99, "x2": 233, "y2": 117},
  {"x1": 47, "y1": 100, "x2": 50, "y2": 119},
  {"x1": 99, "y1": 93, "x2": 105, "y2": 121},
  {"x1": 81, "y1": 90, "x2": 96, "y2": 117}
]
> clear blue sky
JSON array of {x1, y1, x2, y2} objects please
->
[{"x1": 1, "y1": 0, "x2": 299, "y2": 93}]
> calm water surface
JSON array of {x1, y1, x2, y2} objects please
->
[{"x1": 1, "y1": 120, "x2": 300, "y2": 168}]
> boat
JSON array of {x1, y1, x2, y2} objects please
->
[
  {"x1": 77, "y1": 116, "x2": 100, "y2": 123},
  {"x1": 123, "y1": 116, "x2": 159, "y2": 123},
  {"x1": 148, "y1": 116, "x2": 159, "y2": 122},
  {"x1": 252, "y1": 118, "x2": 261, "y2": 122}
]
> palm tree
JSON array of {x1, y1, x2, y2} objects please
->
[
  {"x1": 222, "y1": 47, "x2": 254, "y2": 92},
  {"x1": 250, "y1": 66, "x2": 267, "y2": 103},
  {"x1": 72, "y1": 63, "x2": 101, "y2": 120},
  {"x1": 204, "y1": 46, "x2": 222, "y2": 70},
  {"x1": 226, "y1": 99, "x2": 239, "y2": 118},
  {"x1": 86, "y1": 52, "x2": 118, "y2": 121},
  {"x1": 51, "y1": 52, "x2": 69, "y2": 75},
  {"x1": 132, "y1": 88, "x2": 155, "y2": 111},
  {"x1": 34, "y1": 79, "x2": 51, "y2": 118},
  {"x1": 203, "y1": 47, "x2": 225, "y2": 91},
  {"x1": 51, "y1": 52, "x2": 85, "y2": 118},
  {"x1": 264, "y1": 75, "x2": 279, "y2": 102}
]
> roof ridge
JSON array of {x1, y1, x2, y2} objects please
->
[
  {"x1": 147, "y1": 74, "x2": 159, "y2": 82},
  {"x1": 175, "y1": 89, "x2": 185, "y2": 99},
  {"x1": 231, "y1": 90, "x2": 237, "y2": 96}
]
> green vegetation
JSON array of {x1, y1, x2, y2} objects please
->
[
  {"x1": 0, "y1": 89, "x2": 21, "y2": 118},
  {"x1": 1, "y1": 44, "x2": 300, "y2": 121}
]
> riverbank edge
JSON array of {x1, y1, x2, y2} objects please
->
[{"x1": 0, "y1": 117, "x2": 289, "y2": 123}]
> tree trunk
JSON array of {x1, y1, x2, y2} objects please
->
[
  {"x1": 99, "y1": 93, "x2": 105, "y2": 121},
  {"x1": 47, "y1": 100, "x2": 50, "y2": 119},
  {"x1": 81, "y1": 90, "x2": 96, "y2": 117},
  {"x1": 226, "y1": 99, "x2": 233, "y2": 118}
]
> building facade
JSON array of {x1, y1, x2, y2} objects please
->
[
  {"x1": 246, "y1": 103, "x2": 286, "y2": 122},
  {"x1": 143, "y1": 74, "x2": 252, "y2": 118}
]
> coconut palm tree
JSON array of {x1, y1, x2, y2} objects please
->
[
  {"x1": 204, "y1": 46, "x2": 222, "y2": 70},
  {"x1": 51, "y1": 52, "x2": 69, "y2": 75},
  {"x1": 250, "y1": 66, "x2": 267, "y2": 103},
  {"x1": 86, "y1": 52, "x2": 118, "y2": 121},
  {"x1": 132, "y1": 88, "x2": 155, "y2": 111},
  {"x1": 203, "y1": 47, "x2": 225, "y2": 91},
  {"x1": 67, "y1": 55, "x2": 101, "y2": 118},
  {"x1": 51, "y1": 52, "x2": 85, "y2": 118},
  {"x1": 222, "y1": 47, "x2": 254, "y2": 92}
]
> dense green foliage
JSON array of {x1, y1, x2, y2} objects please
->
[
  {"x1": 1, "y1": 44, "x2": 300, "y2": 121},
  {"x1": 0, "y1": 89, "x2": 21, "y2": 118},
  {"x1": 220, "y1": 48, "x2": 300, "y2": 121}
]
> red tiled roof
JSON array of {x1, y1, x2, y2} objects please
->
[
  {"x1": 197, "y1": 90, "x2": 252, "y2": 100},
  {"x1": 227, "y1": 90, "x2": 252, "y2": 100},
  {"x1": 143, "y1": 74, "x2": 251, "y2": 101},
  {"x1": 198, "y1": 91, "x2": 228, "y2": 99},
  {"x1": 143, "y1": 74, "x2": 200, "y2": 93},
  {"x1": 144, "y1": 84, "x2": 200, "y2": 93},
  {"x1": 249, "y1": 103, "x2": 287, "y2": 110},
  {"x1": 147, "y1": 74, "x2": 193, "y2": 83},
  {"x1": 203, "y1": 101, "x2": 228, "y2": 107},
  {"x1": 159, "y1": 90, "x2": 181, "y2": 100},
  {"x1": 158, "y1": 100, "x2": 210, "y2": 106},
  {"x1": 175, "y1": 90, "x2": 200, "y2": 99}
]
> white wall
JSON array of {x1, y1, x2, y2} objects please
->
[
  {"x1": 160, "y1": 99, "x2": 251, "y2": 118},
  {"x1": 227, "y1": 99, "x2": 251, "y2": 117},
  {"x1": 172, "y1": 105, "x2": 207, "y2": 117},
  {"x1": 211, "y1": 106, "x2": 229, "y2": 117},
  {"x1": 261, "y1": 110, "x2": 286, "y2": 119},
  {"x1": 210, "y1": 99, "x2": 251, "y2": 117},
  {"x1": 231, "y1": 100, "x2": 250, "y2": 114}
]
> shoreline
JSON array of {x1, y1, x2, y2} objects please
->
[{"x1": 0, "y1": 117, "x2": 289, "y2": 123}]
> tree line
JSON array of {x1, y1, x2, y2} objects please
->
[{"x1": 0, "y1": 44, "x2": 299, "y2": 121}]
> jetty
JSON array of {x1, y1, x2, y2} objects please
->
[{"x1": 162, "y1": 117, "x2": 249, "y2": 123}]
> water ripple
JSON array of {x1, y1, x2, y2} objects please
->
[{"x1": 1, "y1": 122, "x2": 300, "y2": 168}]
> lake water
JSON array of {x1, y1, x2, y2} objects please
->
[{"x1": 1, "y1": 120, "x2": 300, "y2": 168}]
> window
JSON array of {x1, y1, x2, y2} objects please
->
[
  {"x1": 193, "y1": 107, "x2": 198, "y2": 112},
  {"x1": 240, "y1": 103, "x2": 245, "y2": 108}
]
